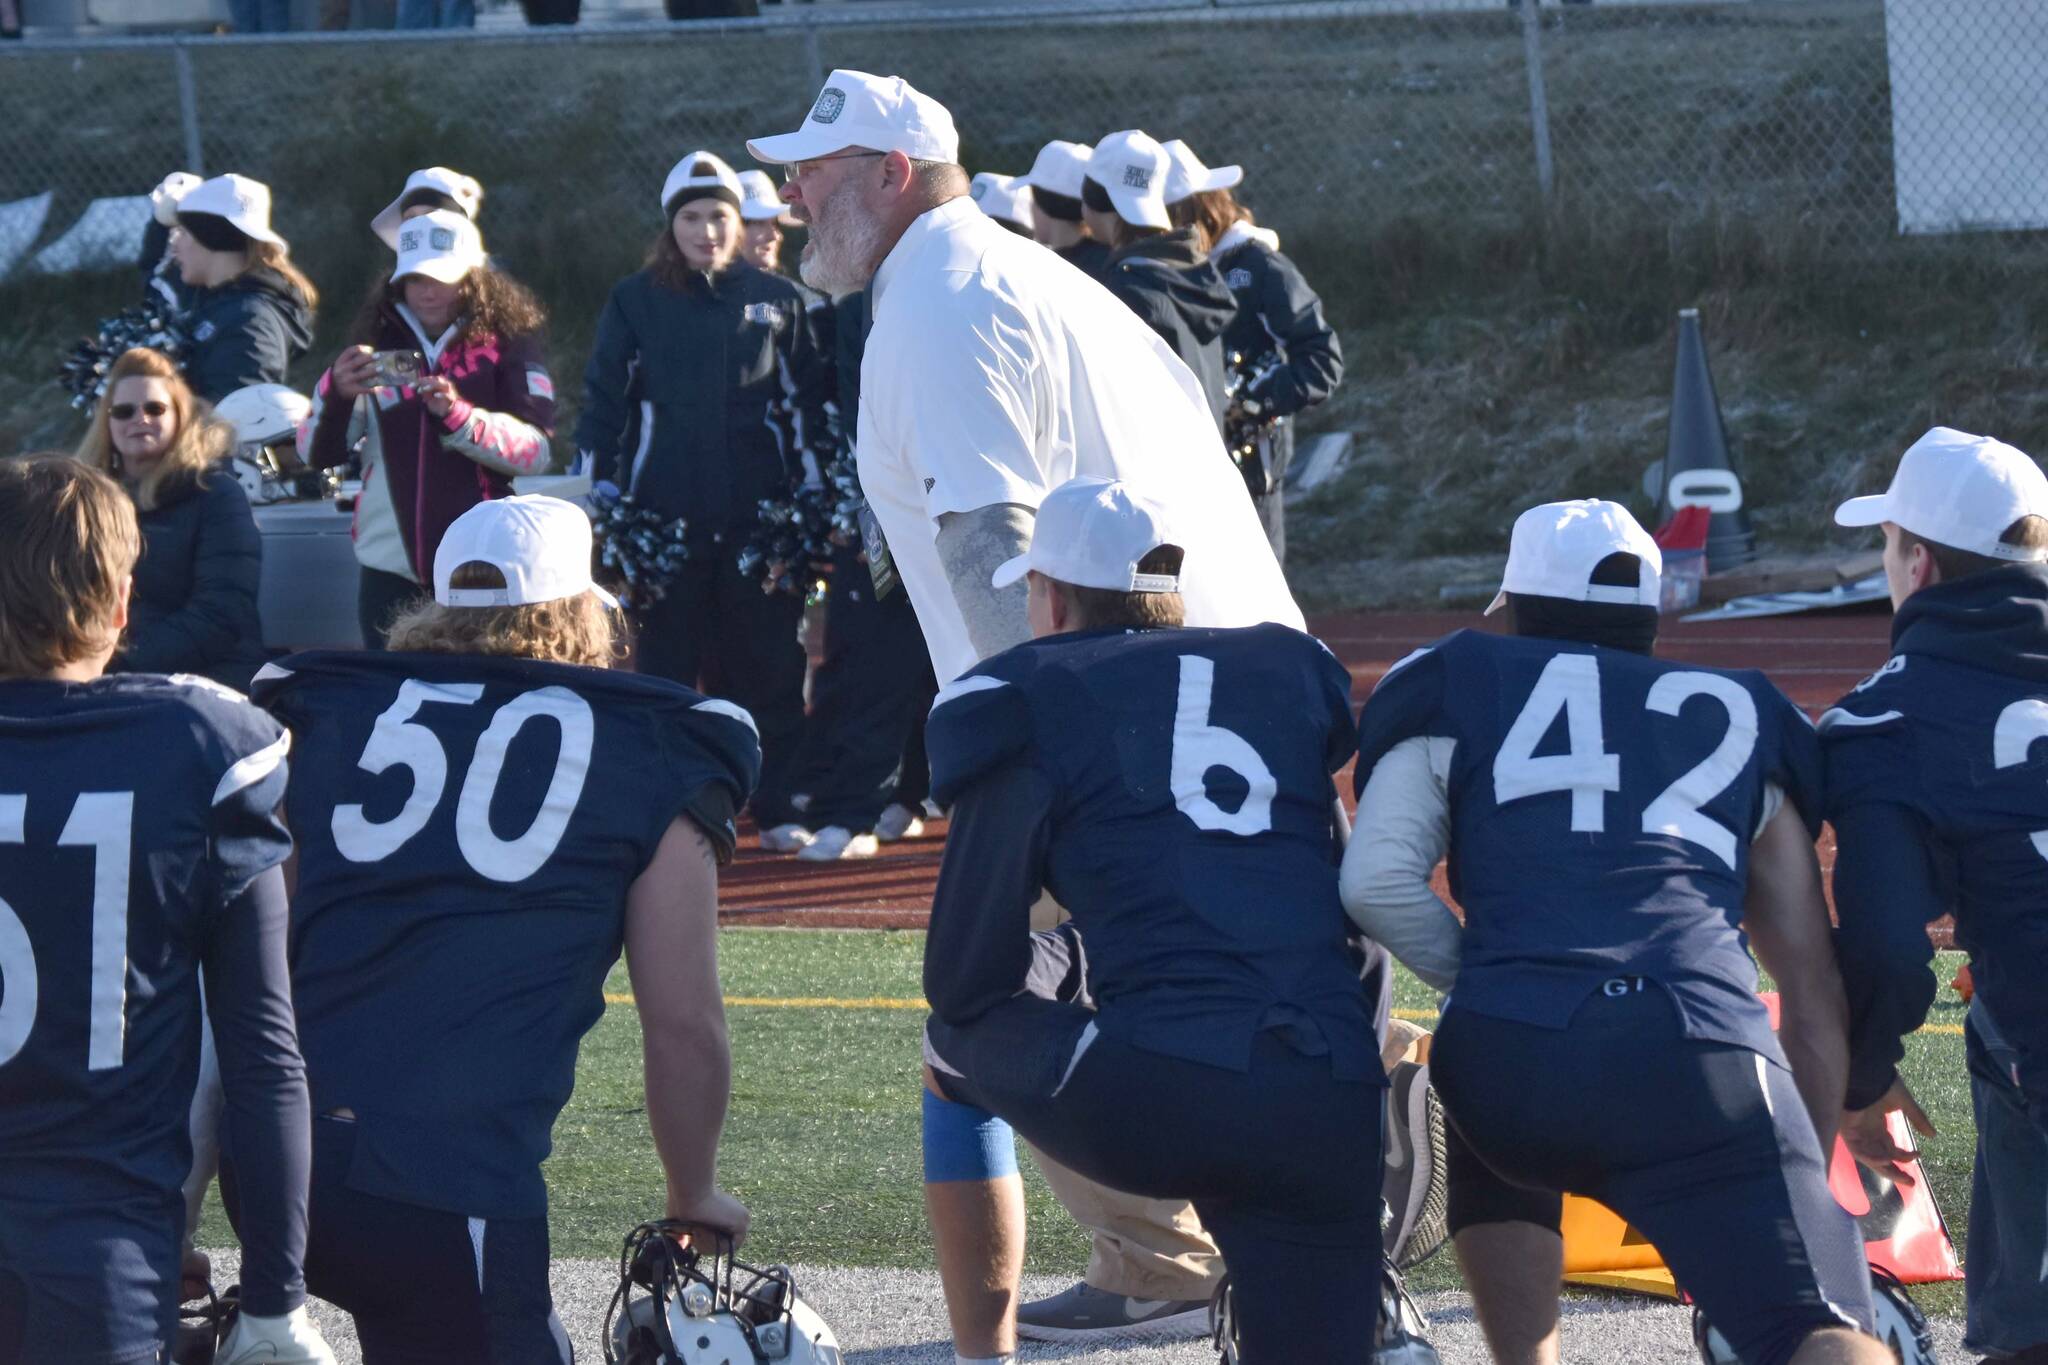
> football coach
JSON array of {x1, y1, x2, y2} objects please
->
[{"x1": 746, "y1": 70, "x2": 1392, "y2": 1360}]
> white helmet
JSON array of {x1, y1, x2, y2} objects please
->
[
  {"x1": 1694, "y1": 1268, "x2": 1935, "y2": 1365},
  {"x1": 213, "y1": 384, "x2": 310, "y2": 451},
  {"x1": 604, "y1": 1222, "x2": 841, "y2": 1365}
]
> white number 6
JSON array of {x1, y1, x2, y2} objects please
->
[{"x1": 1169, "y1": 655, "x2": 1276, "y2": 836}]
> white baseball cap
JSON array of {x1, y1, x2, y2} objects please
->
[
  {"x1": 736, "y1": 168, "x2": 798, "y2": 225},
  {"x1": 435, "y1": 495, "x2": 619, "y2": 610},
  {"x1": 660, "y1": 149, "x2": 744, "y2": 218},
  {"x1": 1835, "y1": 426, "x2": 2048, "y2": 562},
  {"x1": 1086, "y1": 131, "x2": 1172, "y2": 230},
  {"x1": 1485, "y1": 499, "x2": 1662, "y2": 615},
  {"x1": 177, "y1": 173, "x2": 286, "y2": 248},
  {"x1": 371, "y1": 166, "x2": 484, "y2": 250},
  {"x1": 390, "y1": 209, "x2": 486, "y2": 285},
  {"x1": 1161, "y1": 139, "x2": 1243, "y2": 205},
  {"x1": 968, "y1": 173, "x2": 1034, "y2": 233},
  {"x1": 1021, "y1": 139, "x2": 1094, "y2": 200},
  {"x1": 746, "y1": 69, "x2": 960, "y2": 167},
  {"x1": 992, "y1": 477, "x2": 1182, "y2": 593}
]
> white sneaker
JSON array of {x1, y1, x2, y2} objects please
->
[
  {"x1": 796, "y1": 826, "x2": 880, "y2": 861},
  {"x1": 875, "y1": 802, "x2": 925, "y2": 842},
  {"x1": 759, "y1": 823, "x2": 814, "y2": 853}
]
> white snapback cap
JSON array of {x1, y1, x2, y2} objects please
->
[
  {"x1": 391, "y1": 209, "x2": 486, "y2": 285},
  {"x1": 371, "y1": 166, "x2": 483, "y2": 250},
  {"x1": 660, "y1": 149, "x2": 745, "y2": 218},
  {"x1": 1086, "y1": 131, "x2": 1173, "y2": 231},
  {"x1": 992, "y1": 477, "x2": 1182, "y2": 593},
  {"x1": 736, "y1": 168, "x2": 798, "y2": 225},
  {"x1": 1486, "y1": 498, "x2": 1662, "y2": 615},
  {"x1": 746, "y1": 69, "x2": 959, "y2": 167},
  {"x1": 1161, "y1": 139, "x2": 1243, "y2": 205},
  {"x1": 968, "y1": 172, "x2": 1034, "y2": 232},
  {"x1": 177, "y1": 173, "x2": 286, "y2": 248},
  {"x1": 435, "y1": 495, "x2": 619, "y2": 610},
  {"x1": 1835, "y1": 426, "x2": 2048, "y2": 562},
  {"x1": 1022, "y1": 139, "x2": 1094, "y2": 200}
]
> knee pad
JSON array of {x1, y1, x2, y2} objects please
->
[{"x1": 921, "y1": 1089, "x2": 1017, "y2": 1184}]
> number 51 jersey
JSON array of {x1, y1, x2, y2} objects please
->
[
  {"x1": 1353, "y1": 629, "x2": 1823, "y2": 1063},
  {"x1": 252, "y1": 651, "x2": 760, "y2": 1220}
]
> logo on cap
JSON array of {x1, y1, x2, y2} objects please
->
[
  {"x1": 399, "y1": 228, "x2": 422, "y2": 252},
  {"x1": 430, "y1": 227, "x2": 455, "y2": 250},
  {"x1": 1122, "y1": 165, "x2": 1152, "y2": 190},
  {"x1": 811, "y1": 88, "x2": 846, "y2": 125}
]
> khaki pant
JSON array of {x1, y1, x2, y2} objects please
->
[{"x1": 1026, "y1": 892, "x2": 1224, "y2": 1300}]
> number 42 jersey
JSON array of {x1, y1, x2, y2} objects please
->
[
  {"x1": 1353, "y1": 630, "x2": 1823, "y2": 1063},
  {"x1": 253, "y1": 650, "x2": 760, "y2": 1221}
]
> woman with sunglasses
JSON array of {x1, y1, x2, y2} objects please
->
[{"x1": 74, "y1": 347, "x2": 269, "y2": 691}]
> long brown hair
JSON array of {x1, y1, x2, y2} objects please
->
[
  {"x1": 246, "y1": 239, "x2": 320, "y2": 313},
  {"x1": 0, "y1": 455, "x2": 141, "y2": 680},
  {"x1": 1170, "y1": 188, "x2": 1252, "y2": 257},
  {"x1": 73, "y1": 348, "x2": 234, "y2": 511},
  {"x1": 348, "y1": 264, "x2": 548, "y2": 349},
  {"x1": 385, "y1": 561, "x2": 619, "y2": 668}
]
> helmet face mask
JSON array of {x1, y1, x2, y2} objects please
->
[{"x1": 603, "y1": 1221, "x2": 842, "y2": 1365}]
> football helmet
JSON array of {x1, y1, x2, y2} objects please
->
[
  {"x1": 214, "y1": 384, "x2": 325, "y2": 504},
  {"x1": 1693, "y1": 1267, "x2": 1935, "y2": 1365},
  {"x1": 603, "y1": 1221, "x2": 842, "y2": 1365}
]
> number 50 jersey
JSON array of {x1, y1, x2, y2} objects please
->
[
  {"x1": 1354, "y1": 630, "x2": 1823, "y2": 1063},
  {"x1": 253, "y1": 651, "x2": 760, "y2": 1220}
]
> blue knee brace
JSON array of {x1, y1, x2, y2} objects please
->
[{"x1": 922, "y1": 1088, "x2": 1018, "y2": 1183}]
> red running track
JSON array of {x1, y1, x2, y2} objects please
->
[{"x1": 720, "y1": 607, "x2": 1898, "y2": 931}]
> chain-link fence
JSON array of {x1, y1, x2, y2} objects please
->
[{"x1": 1, "y1": 0, "x2": 2039, "y2": 362}]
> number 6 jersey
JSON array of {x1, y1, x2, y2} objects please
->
[
  {"x1": 252, "y1": 650, "x2": 760, "y2": 1220},
  {"x1": 1353, "y1": 629, "x2": 1823, "y2": 1064}
]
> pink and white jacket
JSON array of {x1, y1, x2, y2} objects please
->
[{"x1": 300, "y1": 302, "x2": 556, "y2": 584}]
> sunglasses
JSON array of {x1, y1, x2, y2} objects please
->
[{"x1": 110, "y1": 401, "x2": 170, "y2": 420}]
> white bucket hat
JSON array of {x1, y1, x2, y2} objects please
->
[
  {"x1": 435, "y1": 495, "x2": 619, "y2": 610},
  {"x1": 1086, "y1": 131, "x2": 1173, "y2": 231},
  {"x1": 1486, "y1": 499, "x2": 1662, "y2": 615},
  {"x1": 746, "y1": 68, "x2": 959, "y2": 166},
  {"x1": 391, "y1": 210, "x2": 487, "y2": 286},
  {"x1": 1836, "y1": 427, "x2": 2048, "y2": 561},
  {"x1": 372, "y1": 166, "x2": 484, "y2": 251},
  {"x1": 177, "y1": 173, "x2": 286, "y2": 248},
  {"x1": 992, "y1": 477, "x2": 1182, "y2": 593},
  {"x1": 1161, "y1": 139, "x2": 1243, "y2": 205}
]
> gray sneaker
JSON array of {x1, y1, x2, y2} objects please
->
[
  {"x1": 1014, "y1": 1281, "x2": 1210, "y2": 1342},
  {"x1": 1383, "y1": 1058, "x2": 1450, "y2": 1270}
]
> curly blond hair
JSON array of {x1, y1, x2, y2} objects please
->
[{"x1": 385, "y1": 561, "x2": 621, "y2": 669}]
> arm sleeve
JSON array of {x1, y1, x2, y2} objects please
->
[
  {"x1": 118, "y1": 481, "x2": 263, "y2": 677},
  {"x1": 436, "y1": 334, "x2": 557, "y2": 478},
  {"x1": 1341, "y1": 735, "x2": 1462, "y2": 993},
  {"x1": 922, "y1": 759, "x2": 1057, "y2": 1025},
  {"x1": 575, "y1": 290, "x2": 638, "y2": 487},
  {"x1": 1249, "y1": 251, "x2": 1343, "y2": 418},
  {"x1": 299, "y1": 366, "x2": 365, "y2": 471},
  {"x1": 881, "y1": 298, "x2": 1049, "y2": 521},
  {"x1": 201, "y1": 864, "x2": 309, "y2": 1318}
]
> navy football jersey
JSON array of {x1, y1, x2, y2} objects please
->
[
  {"x1": 1354, "y1": 630, "x2": 1823, "y2": 1061},
  {"x1": 1823, "y1": 567, "x2": 2048, "y2": 1116},
  {"x1": 926, "y1": 623, "x2": 1380, "y2": 1081},
  {"x1": 0, "y1": 674, "x2": 291, "y2": 1211},
  {"x1": 252, "y1": 651, "x2": 759, "y2": 1219}
]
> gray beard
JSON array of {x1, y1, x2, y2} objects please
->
[{"x1": 798, "y1": 182, "x2": 888, "y2": 295}]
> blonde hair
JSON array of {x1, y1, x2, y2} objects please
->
[
  {"x1": 247, "y1": 239, "x2": 320, "y2": 313},
  {"x1": 74, "y1": 349, "x2": 234, "y2": 511},
  {"x1": 0, "y1": 455, "x2": 141, "y2": 679},
  {"x1": 385, "y1": 562, "x2": 620, "y2": 668}
]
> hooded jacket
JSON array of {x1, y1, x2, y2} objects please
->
[
  {"x1": 1823, "y1": 564, "x2": 2048, "y2": 1119},
  {"x1": 111, "y1": 460, "x2": 270, "y2": 692},
  {"x1": 576, "y1": 262, "x2": 832, "y2": 549},
  {"x1": 1100, "y1": 227, "x2": 1235, "y2": 432},
  {"x1": 179, "y1": 266, "x2": 314, "y2": 405},
  {"x1": 300, "y1": 301, "x2": 556, "y2": 585}
]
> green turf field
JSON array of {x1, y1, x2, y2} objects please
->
[{"x1": 204, "y1": 929, "x2": 1978, "y2": 1317}]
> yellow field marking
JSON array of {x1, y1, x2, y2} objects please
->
[{"x1": 599, "y1": 996, "x2": 1967, "y2": 1037}]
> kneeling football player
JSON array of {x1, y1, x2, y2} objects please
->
[
  {"x1": 1343, "y1": 499, "x2": 1890, "y2": 1365},
  {"x1": 0, "y1": 457, "x2": 332, "y2": 1365},
  {"x1": 918, "y1": 477, "x2": 1386, "y2": 1364},
  {"x1": 246, "y1": 496, "x2": 758, "y2": 1361}
]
